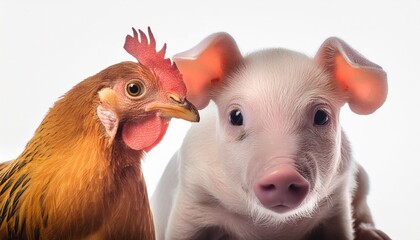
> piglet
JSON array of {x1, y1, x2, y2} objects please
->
[{"x1": 151, "y1": 33, "x2": 390, "y2": 240}]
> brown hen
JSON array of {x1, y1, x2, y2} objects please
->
[{"x1": 0, "y1": 27, "x2": 199, "y2": 240}]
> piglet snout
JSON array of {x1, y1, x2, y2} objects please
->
[{"x1": 254, "y1": 166, "x2": 309, "y2": 213}]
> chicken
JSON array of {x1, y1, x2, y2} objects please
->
[{"x1": 0, "y1": 27, "x2": 199, "y2": 240}]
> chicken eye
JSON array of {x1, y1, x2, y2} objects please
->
[
  {"x1": 229, "y1": 109, "x2": 243, "y2": 126},
  {"x1": 126, "y1": 80, "x2": 145, "y2": 98},
  {"x1": 314, "y1": 110, "x2": 329, "y2": 126}
]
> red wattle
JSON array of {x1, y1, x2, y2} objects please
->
[{"x1": 122, "y1": 115, "x2": 169, "y2": 152}]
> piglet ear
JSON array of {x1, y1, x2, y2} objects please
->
[
  {"x1": 315, "y1": 37, "x2": 387, "y2": 114},
  {"x1": 173, "y1": 32, "x2": 242, "y2": 109}
]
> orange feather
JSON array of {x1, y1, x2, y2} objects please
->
[
  {"x1": 0, "y1": 27, "x2": 199, "y2": 239},
  {"x1": 0, "y1": 62, "x2": 155, "y2": 239}
]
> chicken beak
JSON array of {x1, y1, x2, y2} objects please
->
[{"x1": 145, "y1": 94, "x2": 200, "y2": 122}]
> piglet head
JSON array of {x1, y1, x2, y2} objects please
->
[{"x1": 174, "y1": 34, "x2": 387, "y2": 222}]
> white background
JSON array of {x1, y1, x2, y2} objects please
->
[{"x1": 1, "y1": 1, "x2": 419, "y2": 239}]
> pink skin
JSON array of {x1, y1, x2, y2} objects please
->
[
  {"x1": 216, "y1": 91, "x2": 312, "y2": 214},
  {"x1": 253, "y1": 164, "x2": 309, "y2": 213},
  {"x1": 151, "y1": 33, "x2": 389, "y2": 240}
]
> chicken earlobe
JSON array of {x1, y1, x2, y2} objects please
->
[
  {"x1": 97, "y1": 88, "x2": 119, "y2": 142},
  {"x1": 97, "y1": 104, "x2": 118, "y2": 142}
]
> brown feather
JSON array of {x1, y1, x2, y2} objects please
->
[{"x1": 0, "y1": 61, "x2": 155, "y2": 239}]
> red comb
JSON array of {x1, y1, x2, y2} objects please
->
[{"x1": 124, "y1": 27, "x2": 186, "y2": 95}]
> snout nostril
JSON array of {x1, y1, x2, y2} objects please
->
[
  {"x1": 261, "y1": 184, "x2": 276, "y2": 191},
  {"x1": 262, "y1": 183, "x2": 305, "y2": 193},
  {"x1": 289, "y1": 184, "x2": 301, "y2": 192}
]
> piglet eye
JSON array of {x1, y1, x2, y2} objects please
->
[
  {"x1": 126, "y1": 79, "x2": 145, "y2": 98},
  {"x1": 229, "y1": 109, "x2": 243, "y2": 126},
  {"x1": 314, "y1": 110, "x2": 329, "y2": 126}
]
